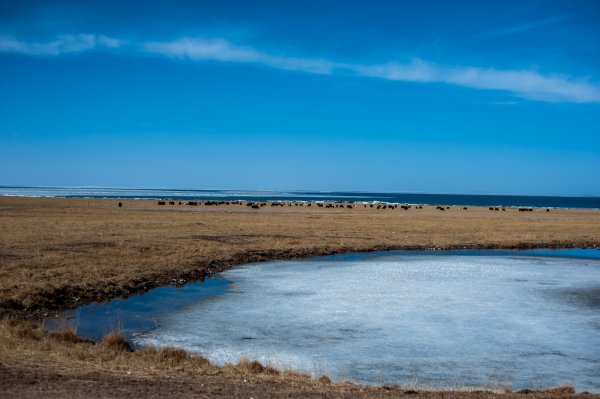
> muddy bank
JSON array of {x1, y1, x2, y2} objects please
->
[
  {"x1": 1, "y1": 196, "x2": 599, "y2": 317},
  {"x1": 3, "y1": 242, "x2": 599, "y2": 319}
]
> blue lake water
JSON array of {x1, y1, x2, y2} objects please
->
[
  {"x1": 3, "y1": 186, "x2": 600, "y2": 208},
  {"x1": 52, "y1": 249, "x2": 600, "y2": 391}
]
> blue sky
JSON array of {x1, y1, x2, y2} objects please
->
[{"x1": 1, "y1": 0, "x2": 599, "y2": 195}]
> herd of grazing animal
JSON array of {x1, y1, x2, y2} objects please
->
[{"x1": 133, "y1": 201, "x2": 546, "y2": 213}]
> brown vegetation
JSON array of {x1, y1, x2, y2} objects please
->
[
  {"x1": 1, "y1": 196, "x2": 598, "y2": 316},
  {"x1": 1, "y1": 196, "x2": 599, "y2": 397},
  {"x1": 100, "y1": 330, "x2": 132, "y2": 352},
  {"x1": 0, "y1": 318, "x2": 594, "y2": 398}
]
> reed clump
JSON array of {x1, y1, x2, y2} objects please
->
[
  {"x1": 544, "y1": 385, "x2": 576, "y2": 395},
  {"x1": 135, "y1": 346, "x2": 211, "y2": 370},
  {"x1": 232, "y1": 357, "x2": 282, "y2": 376},
  {"x1": 9, "y1": 320, "x2": 43, "y2": 340},
  {"x1": 101, "y1": 330, "x2": 132, "y2": 352},
  {"x1": 158, "y1": 347, "x2": 189, "y2": 364}
]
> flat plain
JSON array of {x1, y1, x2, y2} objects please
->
[{"x1": 0, "y1": 196, "x2": 599, "y2": 398}]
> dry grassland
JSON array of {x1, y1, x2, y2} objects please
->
[{"x1": 0, "y1": 196, "x2": 599, "y2": 398}]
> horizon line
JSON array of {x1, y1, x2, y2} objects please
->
[{"x1": 0, "y1": 185, "x2": 599, "y2": 199}]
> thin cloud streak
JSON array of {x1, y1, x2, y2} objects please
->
[
  {"x1": 2, "y1": 34, "x2": 599, "y2": 104},
  {"x1": 354, "y1": 60, "x2": 600, "y2": 103},
  {"x1": 145, "y1": 37, "x2": 600, "y2": 104},
  {"x1": 0, "y1": 34, "x2": 121, "y2": 56},
  {"x1": 477, "y1": 14, "x2": 572, "y2": 38},
  {"x1": 144, "y1": 37, "x2": 339, "y2": 75}
]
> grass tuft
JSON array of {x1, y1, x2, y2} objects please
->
[
  {"x1": 101, "y1": 330, "x2": 132, "y2": 352},
  {"x1": 250, "y1": 360, "x2": 265, "y2": 373},
  {"x1": 159, "y1": 347, "x2": 189, "y2": 362},
  {"x1": 12, "y1": 322, "x2": 42, "y2": 340},
  {"x1": 234, "y1": 357, "x2": 281, "y2": 374},
  {"x1": 543, "y1": 385, "x2": 575, "y2": 395},
  {"x1": 48, "y1": 328, "x2": 84, "y2": 344},
  {"x1": 263, "y1": 365, "x2": 280, "y2": 375}
]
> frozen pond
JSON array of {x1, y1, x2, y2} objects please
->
[{"x1": 61, "y1": 250, "x2": 600, "y2": 391}]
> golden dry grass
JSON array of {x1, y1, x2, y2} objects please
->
[
  {"x1": 0, "y1": 196, "x2": 599, "y2": 397},
  {"x1": 1, "y1": 196, "x2": 598, "y2": 314},
  {"x1": 0, "y1": 318, "x2": 593, "y2": 398},
  {"x1": 100, "y1": 330, "x2": 132, "y2": 352}
]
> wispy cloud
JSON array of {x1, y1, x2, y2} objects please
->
[
  {"x1": 0, "y1": 34, "x2": 121, "y2": 56},
  {"x1": 353, "y1": 60, "x2": 600, "y2": 103},
  {"x1": 477, "y1": 15, "x2": 571, "y2": 38},
  {"x1": 2, "y1": 34, "x2": 599, "y2": 104},
  {"x1": 144, "y1": 37, "x2": 339, "y2": 75},
  {"x1": 144, "y1": 37, "x2": 600, "y2": 104}
]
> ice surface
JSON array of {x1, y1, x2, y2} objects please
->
[{"x1": 135, "y1": 253, "x2": 600, "y2": 391}]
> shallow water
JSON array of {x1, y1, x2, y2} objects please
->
[
  {"x1": 58, "y1": 250, "x2": 600, "y2": 391},
  {"x1": 46, "y1": 277, "x2": 231, "y2": 343}
]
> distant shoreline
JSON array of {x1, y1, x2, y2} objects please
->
[{"x1": 1, "y1": 186, "x2": 599, "y2": 209}]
